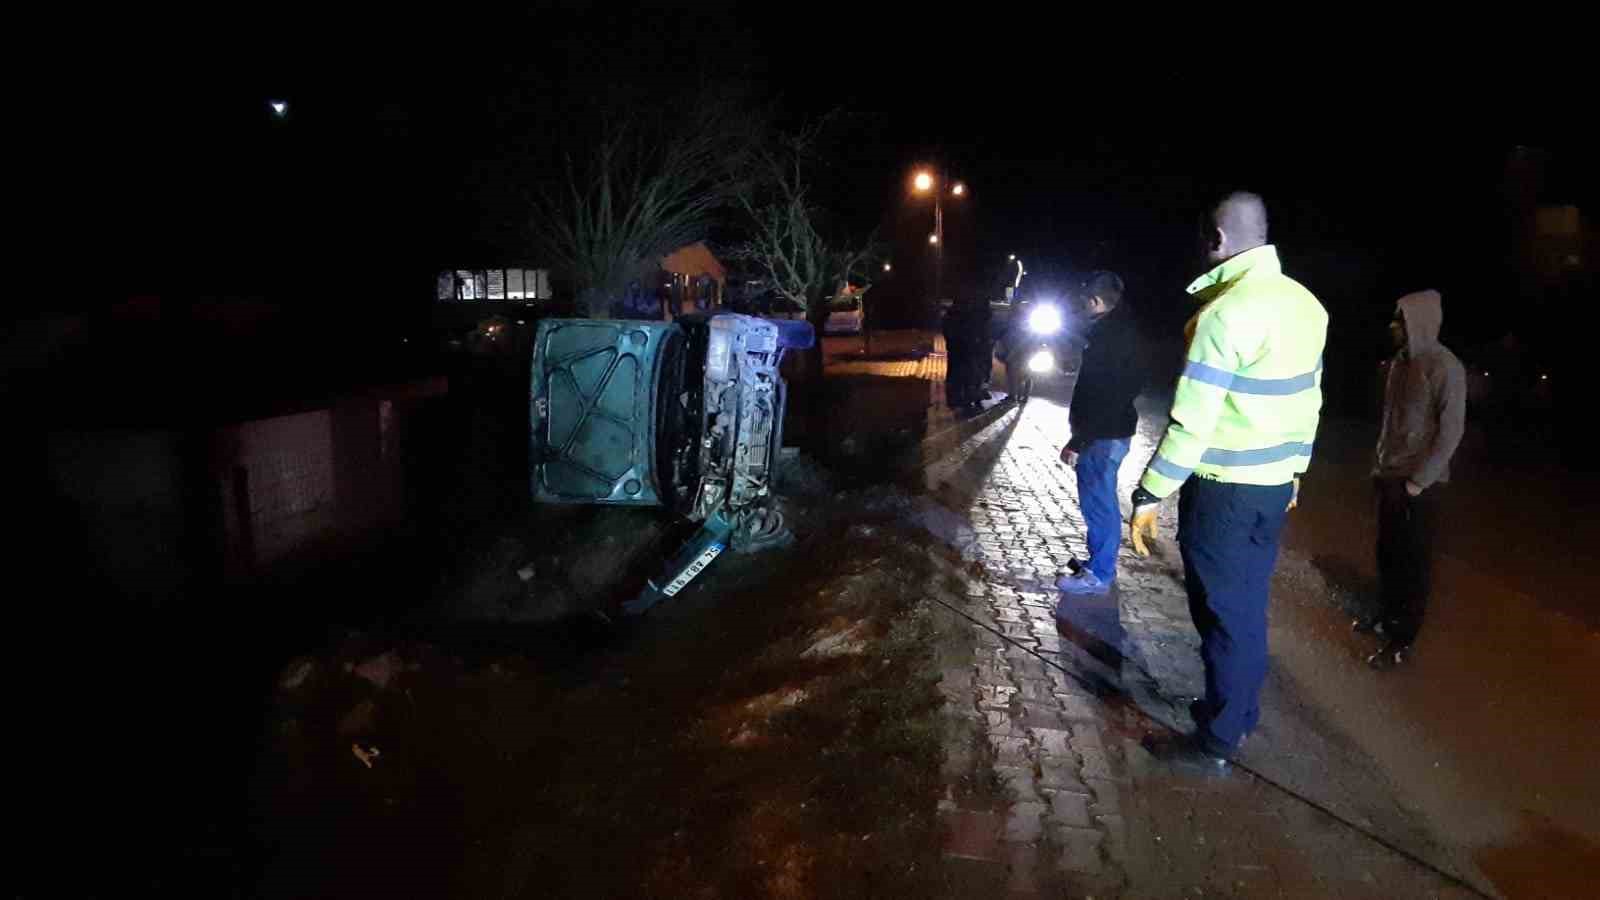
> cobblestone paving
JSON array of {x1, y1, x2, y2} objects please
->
[
  {"x1": 818, "y1": 333, "x2": 1015, "y2": 473},
  {"x1": 915, "y1": 397, "x2": 1483, "y2": 899}
]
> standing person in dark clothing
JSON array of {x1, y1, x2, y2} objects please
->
[
  {"x1": 966, "y1": 298, "x2": 995, "y2": 408},
  {"x1": 1056, "y1": 271, "x2": 1142, "y2": 597},
  {"x1": 1361, "y1": 289, "x2": 1466, "y2": 669},
  {"x1": 998, "y1": 297, "x2": 1032, "y2": 400},
  {"x1": 941, "y1": 301, "x2": 969, "y2": 407}
]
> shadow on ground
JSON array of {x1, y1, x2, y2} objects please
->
[
  {"x1": 1308, "y1": 552, "x2": 1380, "y2": 619},
  {"x1": 1474, "y1": 812, "x2": 1600, "y2": 899}
]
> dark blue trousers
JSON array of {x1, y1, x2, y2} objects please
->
[
  {"x1": 1075, "y1": 437, "x2": 1132, "y2": 582},
  {"x1": 1177, "y1": 476, "x2": 1293, "y2": 754}
]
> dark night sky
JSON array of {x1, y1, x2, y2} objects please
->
[{"x1": 69, "y1": 5, "x2": 1593, "y2": 360}]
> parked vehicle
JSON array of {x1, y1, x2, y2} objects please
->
[
  {"x1": 823, "y1": 296, "x2": 864, "y2": 335},
  {"x1": 743, "y1": 294, "x2": 863, "y2": 335},
  {"x1": 759, "y1": 296, "x2": 808, "y2": 320},
  {"x1": 529, "y1": 313, "x2": 814, "y2": 613}
]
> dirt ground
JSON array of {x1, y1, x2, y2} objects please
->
[
  {"x1": 1271, "y1": 410, "x2": 1600, "y2": 899},
  {"x1": 246, "y1": 471, "x2": 1002, "y2": 899},
  {"x1": 1099, "y1": 391, "x2": 1600, "y2": 899},
  {"x1": 232, "y1": 334, "x2": 1036, "y2": 899}
]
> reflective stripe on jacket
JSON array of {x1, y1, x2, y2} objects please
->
[{"x1": 1141, "y1": 245, "x2": 1329, "y2": 498}]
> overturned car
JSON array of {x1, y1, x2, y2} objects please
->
[{"x1": 529, "y1": 313, "x2": 814, "y2": 613}]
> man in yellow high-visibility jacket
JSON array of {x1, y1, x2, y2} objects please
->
[{"x1": 1130, "y1": 192, "x2": 1328, "y2": 768}]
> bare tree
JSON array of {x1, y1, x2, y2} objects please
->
[
  {"x1": 731, "y1": 127, "x2": 882, "y2": 361},
  {"x1": 531, "y1": 93, "x2": 754, "y2": 318}
]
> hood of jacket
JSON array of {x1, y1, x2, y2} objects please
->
[{"x1": 1397, "y1": 290, "x2": 1443, "y2": 356}]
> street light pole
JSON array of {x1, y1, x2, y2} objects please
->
[
  {"x1": 934, "y1": 181, "x2": 944, "y2": 303},
  {"x1": 914, "y1": 167, "x2": 964, "y2": 322}
]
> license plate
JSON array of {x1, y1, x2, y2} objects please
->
[{"x1": 662, "y1": 542, "x2": 725, "y2": 597}]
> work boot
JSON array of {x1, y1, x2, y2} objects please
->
[{"x1": 1366, "y1": 640, "x2": 1413, "y2": 670}]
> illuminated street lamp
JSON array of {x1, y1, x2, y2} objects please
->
[
  {"x1": 1007, "y1": 255, "x2": 1026, "y2": 300},
  {"x1": 911, "y1": 166, "x2": 966, "y2": 302},
  {"x1": 269, "y1": 100, "x2": 288, "y2": 118},
  {"x1": 883, "y1": 262, "x2": 893, "y2": 272}
]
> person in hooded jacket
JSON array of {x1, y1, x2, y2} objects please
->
[{"x1": 1361, "y1": 289, "x2": 1466, "y2": 669}]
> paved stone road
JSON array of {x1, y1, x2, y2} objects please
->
[
  {"x1": 913, "y1": 396, "x2": 1483, "y2": 899},
  {"x1": 826, "y1": 352, "x2": 946, "y2": 381},
  {"x1": 822, "y1": 331, "x2": 958, "y2": 385}
]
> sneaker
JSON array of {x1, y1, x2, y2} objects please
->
[
  {"x1": 1055, "y1": 570, "x2": 1112, "y2": 596},
  {"x1": 1366, "y1": 641, "x2": 1413, "y2": 670}
]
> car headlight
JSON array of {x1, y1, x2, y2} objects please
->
[
  {"x1": 1027, "y1": 304, "x2": 1063, "y2": 335},
  {"x1": 1027, "y1": 349, "x2": 1055, "y2": 373}
]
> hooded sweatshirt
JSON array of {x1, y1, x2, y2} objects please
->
[{"x1": 1375, "y1": 290, "x2": 1466, "y2": 488}]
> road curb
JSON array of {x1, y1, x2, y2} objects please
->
[
  {"x1": 891, "y1": 396, "x2": 1016, "y2": 479},
  {"x1": 927, "y1": 397, "x2": 1014, "y2": 450}
]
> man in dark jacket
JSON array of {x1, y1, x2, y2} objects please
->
[
  {"x1": 1057, "y1": 271, "x2": 1142, "y2": 596},
  {"x1": 997, "y1": 297, "x2": 1031, "y2": 399},
  {"x1": 943, "y1": 298, "x2": 993, "y2": 408},
  {"x1": 1362, "y1": 289, "x2": 1466, "y2": 669},
  {"x1": 965, "y1": 298, "x2": 995, "y2": 407},
  {"x1": 941, "y1": 301, "x2": 970, "y2": 406}
]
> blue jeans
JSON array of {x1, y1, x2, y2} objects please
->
[
  {"x1": 1074, "y1": 437, "x2": 1131, "y2": 582},
  {"x1": 1177, "y1": 477, "x2": 1293, "y2": 753}
]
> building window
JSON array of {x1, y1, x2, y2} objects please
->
[
  {"x1": 454, "y1": 271, "x2": 486, "y2": 300},
  {"x1": 439, "y1": 268, "x2": 549, "y2": 301}
]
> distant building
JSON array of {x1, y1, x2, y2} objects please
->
[
  {"x1": 436, "y1": 267, "x2": 552, "y2": 302},
  {"x1": 1530, "y1": 205, "x2": 1586, "y2": 283},
  {"x1": 658, "y1": 241, "x2": 726, "y2": 317},
  {"x1": 1504, "y1": 146, "x2": 1591, "y2": 301},
  {"x1": 435, "y1": 242, "x2": 727, "y2": 321}
]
